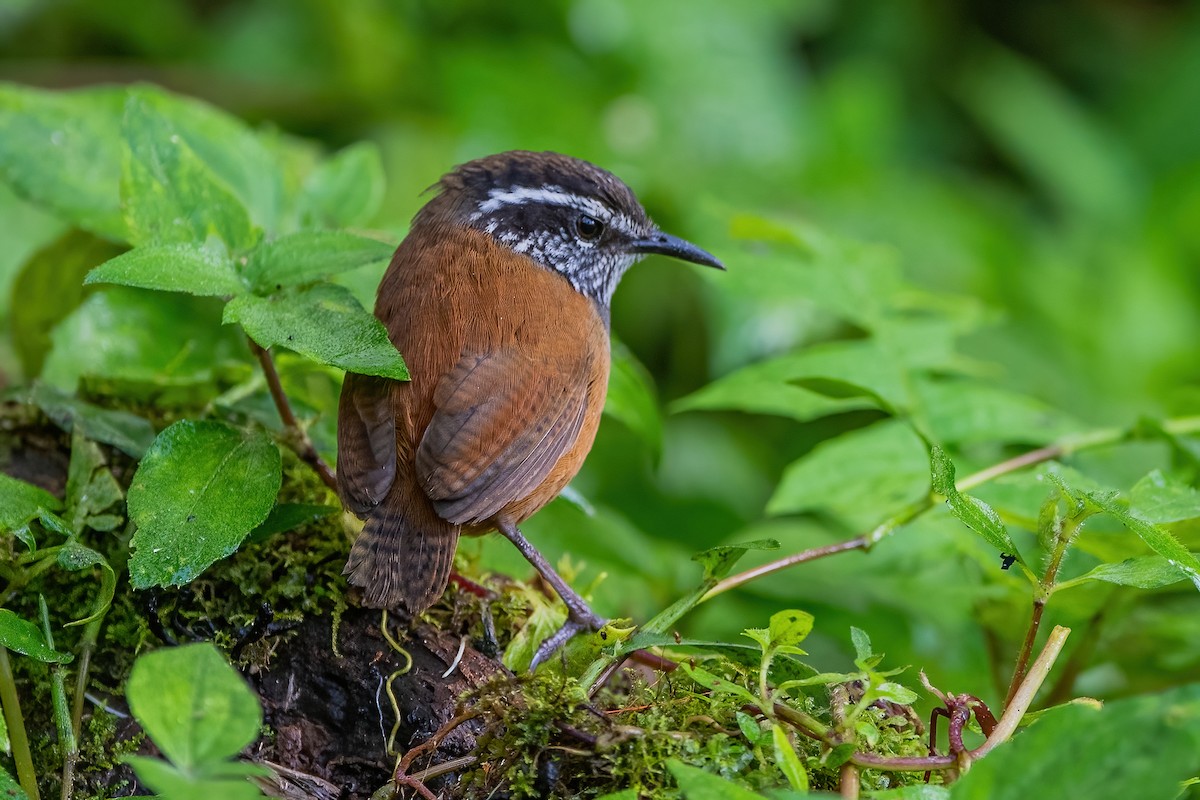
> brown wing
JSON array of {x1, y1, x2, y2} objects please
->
[
  {"x1": 415, "y1": 348, "x2": 591, "y2": 526},
  {"x1": 336, "y1": 371, "x2": 398, "y2": 515}
]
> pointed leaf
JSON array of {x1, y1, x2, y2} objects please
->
[
  {"x1": 1086, "y1": 492, "x2": 1200, "y2": 591},
  {"x1": 224, "y1": 283, "x2": 408, "y2": 379},
  {"x1": 1065, "y1": 555, "x2": 1194, "y2": 591},
  {"x1": 127, "y1": 420, "x2": 281, "y2": 588},
  {"x1": 86, "y1": 243, "x2": 245, "y2": 297},
  {"x1": 121, "y1": 91, "x2": 258, "y2": 251},
  {"x1": 772, "y1": 723, "x2": 810, "y2": 792},
  {"x1": 244, "y1": 230, "x2": 393, "y2": 291},
  {"x1": 0, "y1": 609, "x2": 72, "y2": 663},
  {"x1": 667, "y1": 760, "x2": 771, "y2": 800},
  {"x1": 931, "y1": 445, "x2": 1025, "y2": 565}
]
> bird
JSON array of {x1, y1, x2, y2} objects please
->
[{"x1": 336, "y1": 150, "x2": 723, "y2": 666}]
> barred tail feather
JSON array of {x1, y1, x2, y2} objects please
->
[{"x1": 344, "y1": 504, "x2": 459, "y2": 613}]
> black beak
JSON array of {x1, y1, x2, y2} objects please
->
[{"x1": 630, "y1": 231, "x2": 725, "y2": 270}]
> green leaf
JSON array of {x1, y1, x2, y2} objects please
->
[
  {"x1": 1128, "y1": 470, "x2": 1200, "y2": 524},
  {"x1": 121, "y1": 90, "x2": 258, "y2": 251},
  {"x1": 767, "y1": 609, "x2": 815, "y2": 651},
  {"x1": 299, "y1": 141, "x2": 385, "y2": 229},
  {"x1": 693, "y1": 539, "x2": 780, "y2": 583},
  {"x1": 57, "y1": 541, "x2": 117, "y2": 627},
  {"x1": 1085, "y1": 492, "x2": 1200, "y2": 591},
  {"x1": 244, "y1": 230, "x2": 393, "y2": 292},
  {"x1": 124, "y1": 756, "x2": 267, "y2": 800},
  {"x1": 667, "y1": 759, "x2": 770, "y2": 800},
  {"x1": 918, "y1": 379, "x2": 1083, "y2": 446},
  {"x1": 850, "y1": 627, "x2": 872, "y2": 663},
  {"x1": 736, "y1": 711, "x2": 764, "y2": 745},
  {"x1": 127, "y1": 420, "x2": 282, "y2": 588},
  {"x1": 930, "y1": 445, "x2": 1025, "y2": 565},
  {"x1": 10, "y1": 229, "x2": 124, "y2": 380},
  {"x1": 593, "y1": 792, "x2": 639, "y2": 800},
  {"x1": 125, "y1": 643, "x2": 263, "y2": 770},
  {"x1": 679, "y1": 663, "x2": 760, "y2": 706},
  {"x1": 768, "y1": 421, "x2": 929, "y2": 522},
  {"x1": 0, "y1": 83, "x2": 127, "y2": 238},
  {"x1": 771, "y1": 723, "x2": 810, "y2": 792},
  {"x1": 604, "y1": 339, "x2": 663, "y2": 459},
  {"x1": 0, "y1": 473, "x2": 62, "y2": 533},
  {"x1": 43, "y1": 288, "x2": 240, "y2": 390},
  {"x1": 29, "y1": 382, "x2": 156, "y2": 458},
  {"x1": 0, "y1": 766, "x2": 30, "y2": 800},
  {"x1": 224, "y1": 283, "x2": 408, "y2": 379},
  {"x1": 873, "y1": 787, "x2": 951, "y2": 800},
  {"x1": 246, "y1": 503, "x2": 338, "y2": 544},
  {"x1": 86, "y1": 243, "x2": 246, "y2": 297},
  {"x1": 0, "y1": 609, "x2": 72, "y2": 663},
  {"x1": 1063, "y1": 555, "x2": 1195, "y2": 591},
  {"x1": 871, "y1": 682, "x2": 919, "y2": 705},
  {"x1": 949, "y1": 684, "x2": 1200, "y2": 800},
  {"x1": 64, "y1": 428, "x2": 124, "y2": 534}
]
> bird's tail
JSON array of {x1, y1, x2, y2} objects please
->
[{"x1": 344, "y1": 495, "x2": 459, "y2": 613}]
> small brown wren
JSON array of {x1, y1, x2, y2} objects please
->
[{"x1": 337, "y1": 150, "x2": 722, "y2": 666}]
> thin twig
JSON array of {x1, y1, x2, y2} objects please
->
[
  {"x1": 840, "y1": 763, "x2": 860, "y2": 799},
  {"x1": 249, "y1": 339, "x2": 337, "y2": 492},
  {"x1": 703, "y1": 418, "x2": 1200, "y2": 602},
  {"x1": 0, "y1": 648, "x2": 40, "y2": 800}
]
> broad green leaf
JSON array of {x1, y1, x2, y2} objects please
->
[
  {"x1": 1086, "y1": 492, "x2": 1200, "y2": 591},
  {"x1": 771, "y1": 723, "x2": 810, "y2": 792},
  {"x1": 930, "y1": 445, "x2": 1024, "y2": 565},
  {"x1": 949, "y1": 684, "x2": 1200, "y2": 800},
  {"x1": 127, "y1": 420, "x2": 281, "y2": 588},
  {"x1": 0, "y1": 473, "x2": 61, "y2": 533},
  {"x1": 594, "y1": 791, "x2": 638, "y2": 800},
  {"x1": 43, "y1": 288, "x2": 240, "y2": 390},
  {"x1": 0, "y1": 609, "x2": 72, "y2": 663},
  {"x1": 1128, "y1": 470, "x2": 1200, "y2": 524},
  {"x1": 244, "y1": 230, "x2": 393, "y2": 292},
  {"x1": 673, "y1": 340, "x2": 898, "y2": 421},
  {"x1": 124, "y1": 756, "x2": 266, "y2": 800},
  {"x1": 768, "y1": 420, "x2": 929, "y2": 523},
  {"x1": 29, "y1": 382, "x2": 156, "y2": 458},
  {"x1": 667, "y1": 760, "x2": 770, "y2": 800},
  {"x1": 299, "y1": 141, "x2": 385, "y2": 229},
  {"x1": 86, "y1": 243, "x2": 246, "y2": 297},
  {"x1": 873, "y1": 787, "x2": 951, "y2": 800},
  {"x1": 125, "y1": 643, "x2": 263, "y2": 770},
  {"x1": 736, "y1": 711, "x2": 764, "y2": 745},
  {"x1": 121, "y1": 91, "x2": 258, "y2": 251},
  {"x1": 604, "y1": 339, "x2": 663, "y2": 459},
  {"x1": 1061, "y1": 555, "x2": 1194, "y2": 591},
  {"x1": 132, "y1": 88, "x2": 284, "y2": 234},
  {"x1": 870, "y1": 682, "x2": 919, "y2": 705},
  {"x1": 246, "y1": 503, "x2": 338, "y2": 544},
  {"x1": 918, "y1": 378, "x2": 1082, "y2": 446},
  {"x1": 10, "y1": 229, "x2": 124, "y2": 380},
  {"x1": 0, "y1": 83, "x2": 127, "y2": 238},
  {"x1": 224, "y1": 283, "x2": 408, "y2": 379}
]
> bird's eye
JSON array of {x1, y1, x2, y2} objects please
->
[{"x1": 575, "y1": 214, "x2": 604, "y2": 241}]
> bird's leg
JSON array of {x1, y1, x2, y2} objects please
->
[{"x1": 496, "y1": 519, "x2": 606, "y2": 668}]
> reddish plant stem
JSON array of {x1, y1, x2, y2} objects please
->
[{"x1": 249, "y1": 339, "x2": 338, "y2": 493}]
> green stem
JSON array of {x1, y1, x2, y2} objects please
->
[
  {"x1": 705, "y1": 415, "x2": 1200, "y2": 601},
  {"x1": 0, "y1": 647, "x2": 40, "y2": 800}
]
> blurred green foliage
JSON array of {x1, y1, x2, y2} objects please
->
[{"x1": 2, "y1": 0, "x2": 1199, "y2": 764}]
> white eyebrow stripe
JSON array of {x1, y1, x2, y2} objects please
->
[{"x1": 475, "y1": 186, "x2": 610, "y2": 218}]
